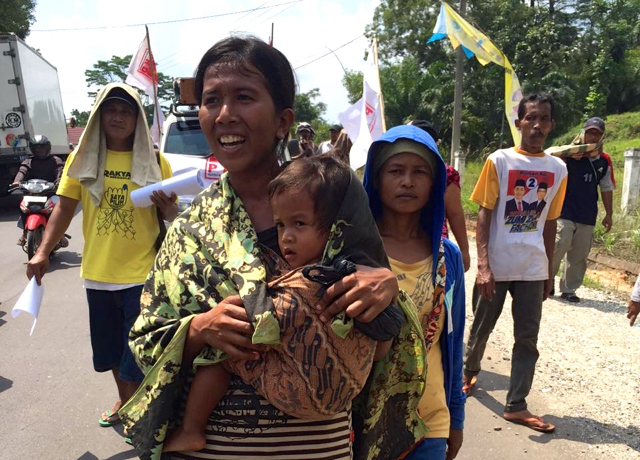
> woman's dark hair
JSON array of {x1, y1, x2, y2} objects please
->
[
  {"x1": 268, "y1": 154, "x2": 351, "y2": 231},
  {"x1": 194, "y1": 36, "x2": 296, "y2": 159},
  {"x1": 195, "y1": 36, "x2": 295, "y2": 113},
  {"x1": 517, "y1": 92, "x2": 555, "y2": 120}
]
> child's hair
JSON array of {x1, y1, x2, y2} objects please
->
[{"x1": 268, "y1": 154, "x2": 351, "y2": 231}]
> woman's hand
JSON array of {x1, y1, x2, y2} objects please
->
[
  {"x1": 446, "y1": 428, "x2": 463, "y2": 460},
  {"x1": 188, "y1": 295, "x2": 262, "y2": 361},
  {"x1": 150, "y1": 190, "x2": 179, "y2": 222},
  {"x1": 316, "y1": 265, "x2": 398, "y2": 323}
]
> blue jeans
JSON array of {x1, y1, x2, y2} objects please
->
[
  {"x1": 86, "y1": 285, "x2": 145, "y2": 382},
  {"x1": 405, "y1": 438, "x2": 447, "y2": 460}
]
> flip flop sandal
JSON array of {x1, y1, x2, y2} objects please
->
[
  {"x1": 124, "y1": 436, "x2": 133, "y2": 446},
  {"x1": 462, "y1": 375, "x2": 477, "y2": 395},
  {"x1": 98, "y1": 409, "x2": 121, "y2": 427},
  {"x1": 506, "y1": 415, "x2": 556, "y2": 433}
]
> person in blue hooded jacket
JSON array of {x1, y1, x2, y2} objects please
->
[{"x1": 363, "y1": 125, "x2": 466, "y2": 460}]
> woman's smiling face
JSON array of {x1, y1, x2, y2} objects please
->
[{"x1": 198, "y1": 63, "x2": 293, "y2": 175}]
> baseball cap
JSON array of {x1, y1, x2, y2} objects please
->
[
  {"x1": 103, "y1": 87, "x2": 138, "y2": 109},
  {"x1": 330, "y1": 124, "x2": 342, "y2": 132},
  {"x1": 583, "y1": 117, "x2": 605, "y2": 133}
]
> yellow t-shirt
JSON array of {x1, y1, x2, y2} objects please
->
[
  {"x1": 389, "y1": 256, "x2": 450, "y2": 438},
  {"x1": 57, "y1": 150, "x2": 172, "y2": 283}
]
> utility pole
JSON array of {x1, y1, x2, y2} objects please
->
[{"x1": 450, "y1": 0, "x2": 467, "y2": 172}]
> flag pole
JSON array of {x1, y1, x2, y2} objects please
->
[
  {"x1": 450, "y1": 0, "x2": 467, "y2": 165},
  {"x1": 145, "y1": 25, "x2": 161, "y2": 143},
  {"x1": 372, "y1": 38, "x2": 386, "y2": 132}
]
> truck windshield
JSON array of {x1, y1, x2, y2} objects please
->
[{"x1": 164, "y1": 120, "x2": 210, "y2": 156}]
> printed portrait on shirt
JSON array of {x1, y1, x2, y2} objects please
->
[{"x1": 504, "y1": 170, "x2": 555, "y2": 233}]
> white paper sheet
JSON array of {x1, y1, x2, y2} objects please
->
[
  {"x1": 130, "y1": 169, "x2": 208, "y2": 208},
  {"x1": 12, "y1": 277, "x2": 44, "y2": 336}
]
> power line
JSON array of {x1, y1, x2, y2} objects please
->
[
  {"x1": 293, "y1": 34, "x2": 365, "y2": 71},
  {"x1": 32, "y1": 0, "x2": 305, "y2": 32}
]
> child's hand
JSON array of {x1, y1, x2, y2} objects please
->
[{"x1": 316, "y1": 265, "x2": 398, "y2": 323}]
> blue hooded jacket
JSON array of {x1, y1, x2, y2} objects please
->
[{"x1": 363, "y1": 125, "x2": 466, "y2": 431}]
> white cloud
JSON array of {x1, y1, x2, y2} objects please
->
[{"x1": 26, "y1": 0, "x2": 380, "y2": 125}]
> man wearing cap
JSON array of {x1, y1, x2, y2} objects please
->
[
  {"x1": 317, "y1": 124, "x2": 342, "y2": 154},
  {"x1": 551, "y1": 117, "x2": 614, "y2": 302},
  {"x1": 26, "y1": 83, "x2": 177, "y2": 433},
  {"x1": 287, "y1": 122, "x2": 316, "y2": 158}
]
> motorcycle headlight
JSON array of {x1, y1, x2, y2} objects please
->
[{"x1": 25, "y1": 183, "x2": 44, "y2": 193}]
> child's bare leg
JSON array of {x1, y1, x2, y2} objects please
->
[{"x1": 163, "y1": 364, "x2": 231, "y2": 453}]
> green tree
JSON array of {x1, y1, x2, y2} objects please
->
[
  {"x1": 293, "y1": 88, "x2": 330, "y2": 141},
  {"x1": 0, "y1": 0, "x2": 36, "y2": 39},
  {"x1": 363, "y1": 0, "x2": 640, "y2": 156},
  {"x1": 84, "y1": 55, "x2": 173, "y2": 124},
  {"x1": 70, "y1": 109, "x2": 90, "y2": 127}
]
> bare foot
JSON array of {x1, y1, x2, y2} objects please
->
[
  {"x1": 503, "y1": 410, "x2": 555, "y2": 433},
  {"x1": 163, "y1": 427, "x2": 206, "y2": 453}
]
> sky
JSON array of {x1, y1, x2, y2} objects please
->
[{"x1": 24, "y1": 0, "x2": 381, "y2": 125}]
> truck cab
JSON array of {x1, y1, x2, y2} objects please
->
[{"x1": 161, "y1": 78, "x2": 223, "y2": 212}]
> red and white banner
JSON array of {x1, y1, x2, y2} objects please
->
[
  {"x1": 125, "y1": 35, "x2": 158, "y2": 98},
  {"x1": 338, "y1": 41, "x2": 384, "y2": 170},
  {"x1": 126, "y1": 28, "x2": 163, "y2": 143}
]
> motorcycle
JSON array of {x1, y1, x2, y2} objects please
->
[{"x1": 8, "y1": 179, "x2": 71, "y2": 260}]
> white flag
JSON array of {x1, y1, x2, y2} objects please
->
[
  {"x1": 338, "y1": 43, "x2": 384, "y2": 170},
  {"x1": 151, "y1": 107, "x2": 164, "y2": 145},
  {"x1": 125, "y1": 34, "x2": 157, "y2": 98}
]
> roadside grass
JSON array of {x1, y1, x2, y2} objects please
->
[
  {"x1": 582, "y1": 274, "x2": 605, "y2": 290},
  {"x1": 459, "y1": 111, "x2": 640, "y2": 262}
]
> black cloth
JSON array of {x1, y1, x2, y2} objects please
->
[
  {"x1": 504, "y1": 198, "x2": 526, "y2": 218},
  {"x1": 13, "y1": 155, "x2": 65, "y2": 186},
  {"x1": 560, "y1": 156, "x2": 609, "y2": 226}
]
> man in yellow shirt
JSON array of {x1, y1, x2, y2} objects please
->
[
  {"x1": 26, "y1": 83, "x2": 177, "y2": 433},
  {"x1": 464, "y1": 93, "x2": 567, "y2": 433}
]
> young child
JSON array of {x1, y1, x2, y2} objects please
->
[{"x1": 164, "y1": 154, "x2": 403, "y2": 453}]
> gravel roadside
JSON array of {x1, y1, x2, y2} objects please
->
[{"x1": 462, "y1": 235, "x2": 640, "y2": 459}]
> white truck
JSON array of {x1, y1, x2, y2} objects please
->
[
  {"x1": 161, "y1": 78, "x2": 222, "y2": 212},
  {"x1": 0, "y1": 33, "x2": 68, "y2": 195}
]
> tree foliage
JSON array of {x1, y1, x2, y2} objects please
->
[
  {"x1": 0, "y1": 0, "x2": 36, "y2": 39},
  {"x1": 355, "y1": 0, "x2": 640, "y2": 158},
  {"x1": 84, "y1": 55, "x2": 173, "y2": 124},
  {"x1": 293, "y1": 88, "x2": 330, "y2": 141},
  {"x1": 70, "y1": 109, "x2": 90, "y2": 127}
]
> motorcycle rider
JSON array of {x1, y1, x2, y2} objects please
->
[{"x1": 11, "y1": 135, "x2": 67, "y2": 247}]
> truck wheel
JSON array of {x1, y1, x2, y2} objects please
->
[{"x1": 26, "y1": 227, "x2": 43, "y2": 260}]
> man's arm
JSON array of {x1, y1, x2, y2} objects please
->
[
  {"x1": 54, "y1": 156, "x2": 65, "y2": 187},
  {"x1": 601, "y1": 190, "x2": 613, "y2": 233},
  {"x1": 542, "y1": 219, "x2": 557, "y2": 301},
  {"x1": 26, "y1": 195, "x2": 79, "y2": 284},
  {"x1": 12, "y1": 160, "x2": 30, "y2": 185},
  {"x1": 445, "y1": 183, "x2": 471, "y2": 272},
  {"x1": 476, "y1": 206, "x2": 495, "y2": 300}
]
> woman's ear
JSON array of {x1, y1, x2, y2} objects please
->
[{"x1": 276, "y1": 108, "x2": 295, "y2": 140}]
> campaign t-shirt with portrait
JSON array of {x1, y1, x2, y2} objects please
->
[
  {"x1": 57, "y1": 149, "x2": 172, "y2": 284},
  {"x1": 471, "y1": 147, "x2": 568, "y2": 282}
]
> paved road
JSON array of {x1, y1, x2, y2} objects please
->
[{"x1": 0, "y1": 193, "x2": 631, "y2": 460}]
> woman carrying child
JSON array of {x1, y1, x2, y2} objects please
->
[
  {"x1": 363, "y1": 125, "x2": 467, "y2": 460},
  {"x1": 120, "y1": 37, "x2": 428, "y2": 460}
]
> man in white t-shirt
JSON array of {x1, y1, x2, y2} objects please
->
[
  {"x1": 317, "y1": 124, "x2": 342, "y2": 154},
  {"x1": 463, "y1": 93, "x2": 568, "y2": 434}
]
